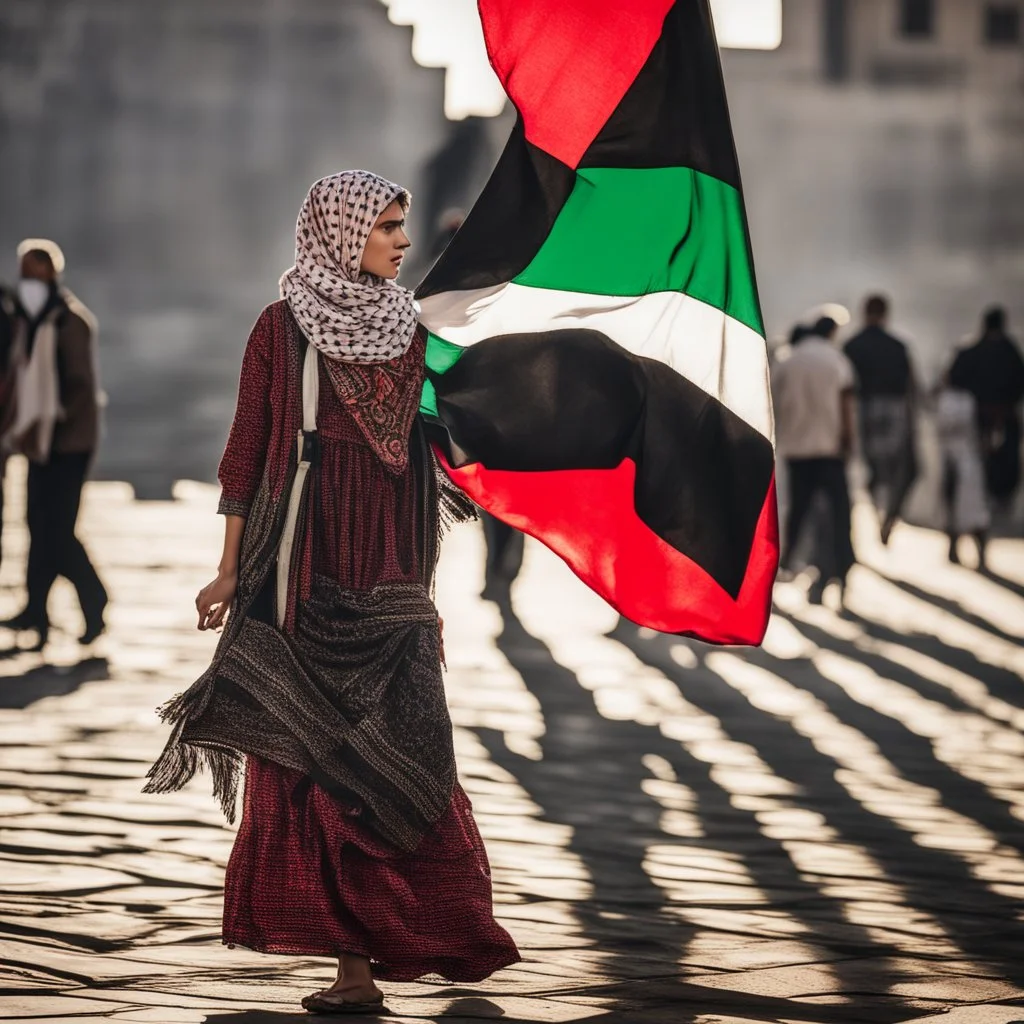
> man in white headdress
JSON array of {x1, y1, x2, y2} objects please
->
[{"x1": 0, "y1": 239, "x2": 107, "y2": 651}]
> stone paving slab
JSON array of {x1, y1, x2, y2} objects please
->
[{"x1": 0, "y1": 458, "x2": 1023, "y2": 1023}]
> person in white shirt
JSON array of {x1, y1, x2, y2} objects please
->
[{"x1": 772, "y1": 316, "x2": 857, "y2": 603}]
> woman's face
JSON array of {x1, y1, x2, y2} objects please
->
[{"x1": 360, "y1": 199, "x2": 411, "y2": 280}]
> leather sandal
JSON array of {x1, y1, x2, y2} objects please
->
[{"x1": 301, "y1": 989, "x2": 387, "y2": 1015}]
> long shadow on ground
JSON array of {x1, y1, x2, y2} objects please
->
[
  {"x1": 483, "y1": 601, "x2": 928, "y2": 1024},
  {"x1": 0, "y1": 657, "x2": 109, "y2": 710},
  {"x1": 611, "y1": 616, "x2": 1024, "y2": 994}
]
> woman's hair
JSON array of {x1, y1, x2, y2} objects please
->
[
  {"x1": 24, "y1": 249, "x2": 55, "y2": 273},
  {"x1": 811, "y1": 315, "x2": 838, "y2": 339},
  {"x1": 983, "y1": 306, "x2": 1007, "y2": 333},
  {"x1": 865, "y1": 294, "x2": 889, "y2": 320}
]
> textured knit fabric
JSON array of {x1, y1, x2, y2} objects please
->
[
  {"x1": 146, "y1": 303, "x2": 459, "y2": 851},
  {"x1": 224, "y1": 759, "x2": 519, "y2": 980},
  {"x1": 280, "y1": 171, "x2": 418, "y2": 365}
]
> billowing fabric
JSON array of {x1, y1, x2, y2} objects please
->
[
  {"x1": 280, "y1": 171, "x2": 418, "y2": 365},
  {"x1": 414, "y1": 0, "x2": 778, "y2": 645},
  {"x1": 222, "y1": 757, "x2": 520, "y2": 979}
]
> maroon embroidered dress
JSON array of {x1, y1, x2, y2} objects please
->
[{"x1": 215, "y1": 300, "x2": 519, "y2": 981}]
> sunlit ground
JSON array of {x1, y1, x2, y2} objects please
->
[{"x1": 1, "y1": 456, "x2": 1023, "y2": 1021}]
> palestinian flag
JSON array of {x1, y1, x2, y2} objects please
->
[{"x1": 416, "y1": 0, "x2": 778, "y2": 645}]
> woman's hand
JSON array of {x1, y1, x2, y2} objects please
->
[{"x1": 196, "y1": 571, "x2": 238, "y2": 631}]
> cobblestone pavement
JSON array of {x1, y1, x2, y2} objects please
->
[{"x1": 1, "y1": 460, "x2": 1024, "y2": 1024}]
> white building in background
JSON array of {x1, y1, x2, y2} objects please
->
[
  {"x1": 722, "y1": 0, "x2": 1024, "y2": 526},
  {"x1": 719, "y1": 0, "x2": 1023, "y2": 367},
  {"x1": 380, "y1": 0, "x2": 784, "y2": 119}
]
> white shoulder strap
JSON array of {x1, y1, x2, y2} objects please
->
[{"x1": 276, "y1": 343, "x2": 319, "y2": 626}]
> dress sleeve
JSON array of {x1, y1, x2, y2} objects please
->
[{"x1": 217, "y1": 308, "x2": 274, "y2": 517}]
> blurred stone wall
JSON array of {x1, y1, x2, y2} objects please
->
[
  {"x1": 0, "y1": 0, "x2": 469, "y2": 495},
  {"x1": 724, "y1": 0, "x2": 1024, "y2": 382},
  {"x1": 1, "y1": 0, "x2": 1021, "y2": 526},
  {"x1": 722, "y1": 0, "x2": 1024, "y2": 526}
]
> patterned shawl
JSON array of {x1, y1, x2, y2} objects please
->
[
  {"x1": 280, "y1": 171, "x2": 418, "y2": 365},
  {"x1": 143, "y1": 315, "x2": 476, "y2": 853}
]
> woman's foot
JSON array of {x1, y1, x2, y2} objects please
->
[
  {"x1": 301, "y1": 953, "x2": 384, "y2": 1014},
  {"x1": 301, "y1": 989, "x2": 385, "y2": 1014}
]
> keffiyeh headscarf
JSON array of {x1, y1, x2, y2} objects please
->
[{"x1": 280, "y1": 171, "x2": 419, "y2": 364}]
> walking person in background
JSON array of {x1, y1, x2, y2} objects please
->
[
  {"x1": 772, "y1": 315, "x2": 857, "y2": 606},
  {"x1": 480, "y1": 513, "x2": 524, "y2": 604},
  {"x1": 0, "y1": 283, "x2": 18, "y2": 575},
  {"x1": 145, "y1": 172, "x2": 518, "y2": 1013},
  {"x1": 936, "y1": 381, "x2": 991, "y2": 568},
  {"x1": 947, "y1": 307, "x2": 1024, "y2": 514},
  {"x1": 0, "y1": 240, "x2": 107, "y2": 651},
  {"x1": 844, "y1": 294, "x2": 918, "y2": 545}
]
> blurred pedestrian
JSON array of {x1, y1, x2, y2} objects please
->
[
  {"x1": 843, "y1": 295, "x2": 918, "y2": 544},
  {"x1": 145, "y1": 172, "x2": 518, "y2": 1013},
  {"x1": 0, "y1": 240, "x2": 107, "y2": 651},
  {"x1": 773, "y1": 315, "x2": 857, "y2": 605},
  {"x1": 935, "y1": 385, "x2": 990, "y2": 568},
  {"x1": 947, "y1": 307, "x2": 1024, "y2": 511},
  {"x1": 430, "y1": 207, "x2": 466, "y2": 263},
  {"x1": 0, "y1": 283, "x2": 18, "y2": 573},
  {"x1": 481, "y1": 513, "x2": 524, "y2": 603}
]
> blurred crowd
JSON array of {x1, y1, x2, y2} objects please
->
[{"x1": 772, "y1": 295, "x2": 1024, "y2": 606}]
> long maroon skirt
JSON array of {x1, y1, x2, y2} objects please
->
[{"x1": 222, "y1": 757, "x2": 520, "y2": 981}]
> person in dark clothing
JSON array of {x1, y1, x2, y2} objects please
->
[
  {"x1": 480, "y1": 514, "x2": 525, "y2": 603},
  {"x1": 948, "y1": 306, "x2": 1024, "y2": 510},
  {"x1": 0, "y1": 241, "x2": 107, "y2": 651},
  {"x1": 0, "y1": 285, "x2": 18, "y2": 573},
  {"x1": 843, "y1": 295, "x2": 918, "y2": 544}
]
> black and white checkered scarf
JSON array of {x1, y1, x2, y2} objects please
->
[{"x1": 280, "y1": 171, "x2": 419, "y2": 364}]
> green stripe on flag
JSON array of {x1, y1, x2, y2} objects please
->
[
  {"x1": 421, "y1": 331, "x2": 466, "y2": 416},
  {"x1": 513, "y1": 167, "x2": 763, "y2": 336}
]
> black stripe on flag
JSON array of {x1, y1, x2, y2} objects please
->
[
  {"x1": 416, "y1": 120, "x2": 576, "y2": 300},
  {"x1": 425, "y1": 329, "x2": 774, "y2": 599},
  {"x1": 579, "y1": 0, "x2": 741, "y2": 188}
]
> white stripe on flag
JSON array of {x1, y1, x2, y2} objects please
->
[{"x1": 420, "y1": 284, "x2": 774, "y2": 443}]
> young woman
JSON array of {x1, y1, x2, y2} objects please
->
[{"x1": 146, "y1": 171, "x2": 519, "y2": 1014}]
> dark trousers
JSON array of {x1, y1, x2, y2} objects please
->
[
  {"x1": 482, "y1": 512, "x2": 524, "y2": 595},
  {"x1": 865, "y1": 449, "x2": 917, "y2": 527},
  {"x1": 25, "y1": 452, "x2": 107, "y2": 628},
  {"x1": 0, "y1": 456, "x2": 6, "y2": 573},
  {"x1": 782, "y1": 457, "x2": 855, "y2": 584}
]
